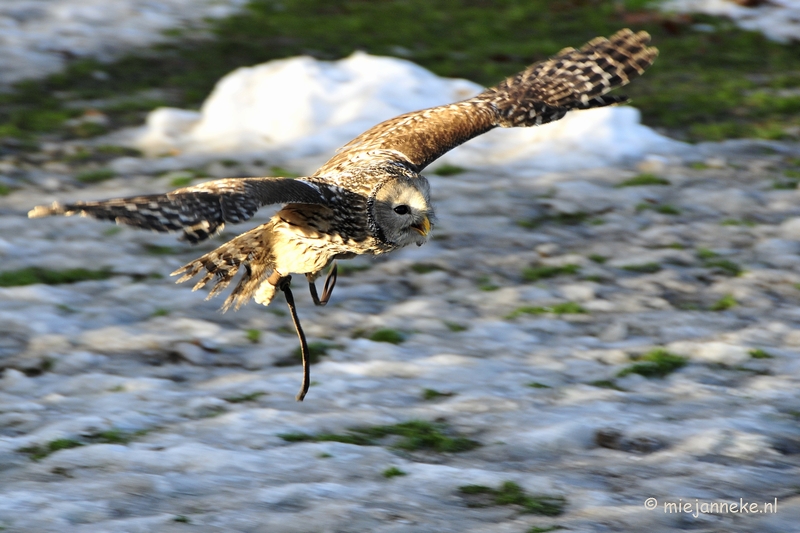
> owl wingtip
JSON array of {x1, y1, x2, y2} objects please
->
[{"x1": 28, "y1": 202, "x2": 63, "y2": 218}]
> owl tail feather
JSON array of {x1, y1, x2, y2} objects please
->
[{"x1": 172, "y1": 221, "x2": 278, "y2": 311}]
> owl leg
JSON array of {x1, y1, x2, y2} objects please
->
[
  {"x1": 307, "y1": 262, "x2": 338, "y2": 306},
  {"x1": 270, "y1": 271, "x2": 311, "y2": 402}
]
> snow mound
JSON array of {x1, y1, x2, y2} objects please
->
[
  {"x1": 661, "y1": 0, "x2": 800, "y2": 43},
  {"x1": 133, "y1": 52, "x2": 686, "y2": 173}
]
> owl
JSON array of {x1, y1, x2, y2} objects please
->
[{"x1": 29, "y1": 29, "x2": 658, "y2": 400}]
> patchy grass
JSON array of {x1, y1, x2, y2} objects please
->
[
  {"x1": 588, "y1": 254, "x2": 607, "y2": 264},
  {"x1": 526, "y1": 382, "x2": 551, "y2": 389},
  {"x1": 18, "y1": 439, "x2": 83, "y2": 461},
  {"x1": 170, "y1": 176, "x2": 194, "y2": 187},
  {"x1": 710, "y1": 293, "x2": 738, "y2": 311},
  {"x1": 16, "y1": 429, "x2": 146, "y2": 461},
  {"x1": 636, "y1": 202, "x2": 681, "y2": 215},
  {"x1": 506, "y1": 302, "x2": 586, "y2": 319},
  {"x1": 279, "y1": 420, "x2": 479, "y2": 453},
  {"x1": 705, "y1": 258, "x2": 743, "y2": 277},
  {"x1": 151, "y1": 308, "x2": 170, "y2": 317},
  {"x1": 383, "y1": 466, "x2": 407, "y2": 478},
  {"x1": 522, "y1": 264, "x2": 580, "y2": 282},
  {"x1": 92, "y1": 429, "x2": 145, "y2": 445},
  {"x1": 458, "y1": 481, "x2": 565, "y2": 516},
  {"x1": 696, "y1": 248, "x2": 744, "y2": 277},
  {"x1": 720, "y1": 218, "x2": 756, "y2": 227},
  {"x1": 368, "y1": 328, "x2": 405, "y2": 344},
  {"x1": 588, "y1": 379, "x2": 625, "y2": 391},
  {"x1": 476, "y1": 275, "x2": 499, "y2": 292},
  {"x1": 444, "y1": 321, "x2": 468, "y2": 332},
  {"x1": 749, "y1": 349, "x2": 774, "y2": 359},
  {"x1": 270, "y1": 166, "x2": 302, "y2": 178},
  {"x1": 0, "y1": 267, "x2": 113, "y2": 287},
  {"x1": 517, "y1": 212, "x2": 589, "y2": 229},
  {"x1": 615, "y1": 173, "x2": 670, "y2": 187},
  {"x1": 277, "y1": 341, "x2": 332, "y2": 366},
  {"x1": 1, "y1": 0, "x2": 800, "y2": 145},
  {"x1": 0, "y1": 184, "x2": 15, "y2": 196},
  {"x1": 617, "y1": 348, "x2": 687, "y2": 378},
  {"x1": 696, "y1": 247, "x2": 718, "y2": 260},
  {"x1": 431, "y1": 164, "x2": 467, "y2": 176},
  {"x1": 173, "y1": 516, "x2": 190, "y2": 524},
  {"x1": 410, "y1": 263, "x2": 444, "y2": 274},
  {"x1": 75, "y1": 168, "x2": 115, "y2": 183},
  {"x1": 773, "y1": 177, "x2": 800, "y2": 189},
  {"x1": 621, "y1": 262, "x2": 662, "y2": 274},
  {"x1": 103, "y1": 226, "x2": 123, "y2": 237},
  {"x1": 527, "y1": 527, "x2": 564, "y2": 533},
  {"x1": 65, "y1": 145, "x2": 140, "y2": 163},
  {"x1": 224, "y1": 391, "x2": 266, "y2": 403},
  {"x1": 245, "y1": 328, "x2": 261, "y2": 343},
  {"x1": 696, "y1": 249, "x2": 743, "y2": 276},
  {"x1": 422, "y1": 388, "x2": 455, "y2": 400},
  {"x1": 142, "y1": 244, "x2": 176, "y2": 255}
]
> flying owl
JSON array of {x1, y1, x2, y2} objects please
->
[{"x1": 29, "y1": 29, "x2": 658, "y2": 400}]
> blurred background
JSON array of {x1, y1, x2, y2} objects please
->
[
  {"x1": 0, "y1": 0, "x2": 799, "y2": 157},
  {"x1": 2, "y1": 2, "x2": 800, "y2": 532}
]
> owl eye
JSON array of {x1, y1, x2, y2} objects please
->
[{"x1": 393, "y1": 205, "x2": 410, "y2": 215}]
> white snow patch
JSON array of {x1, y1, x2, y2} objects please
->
[
  {"x1": 131, "y1": 52, "x2": 687, "y2": 173},
  {"x1": 661, "y1": 0, "x2": 800, "y2": 43}
]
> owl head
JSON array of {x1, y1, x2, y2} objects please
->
[{"x1": 371, "y1": 176, "x2": 434, "y2": 247}]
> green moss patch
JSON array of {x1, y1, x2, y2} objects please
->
[
  {"x1": 506, "y1": 302, "x2": 586, "y2": 319},
  {"x1": 279, "y1": 420, "x2": 479, "y2": 453},
  {"x1": 522, "y1": 264, "x2": 579, "y2": 282},
  {"x1": 410, "y1": 263, "x2": 444, "y2": 274},
  {"x1": 275, "y1": 341, "x2": 334, "y2": 366},
  {"x1": 75, "y1": 168, "x2": 115, "y2": 183},
  {"x1": 617, "y1": 348, "x2": 687, "y2": 378},
  {"x1": 224, "y1": 391, "x2": 266, "y2": 403},
  {"x1": 458, "y1": 481, "x2": 565, "y2": 516},
  {"x1": 615, "y1": 173, "x2": 670, "y2": 187},
  {"x1": 383, "y1": 466, "x2": 407, "y2": 478},
  {"x1": 636, "y1": 203, "x2": 681, "y2": 215},
  {"x1": 431, "y1": 164, "x2": 467, "y2": 176},
  {"x1": 368, "y1": 328, "x2": 405, "y2": 344},
  {"x1": 749, "y1": 349, "x2": 773, "y2": 359},
  {"x1": 0, "y1": 267, "x2": 113, "y2": 287},
  {"x1": 517, "y1": 213, "x2": 589, "y2": 229},
  {"x1": 17, "y1": 429, "x2": 146, "y2": 461},
  {"x1": 422, "y1": 388, "x2": 456, "y2": 400},
  {"x1": 710, "y1": 293, "x2": 738, "y2": 311},
  {"x1": 621, "y1": 262, "x2": 662, "y2": 274},
  {"x1": 696, "y1": 249, "x2": 743, "y2": 277}
]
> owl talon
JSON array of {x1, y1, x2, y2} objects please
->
[
  {"x1": 308, "y1": 262, "x2": 338, "y2": 306},
  {"x1": 274, "y1": 274, "x2": 311, "y2": 402}
]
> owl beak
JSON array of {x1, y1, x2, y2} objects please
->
[{"x1": 411, "y1": 215, "x2": 431, "y2": 236}]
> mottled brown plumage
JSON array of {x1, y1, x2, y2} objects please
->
[{"x1": 29, "y1": 30, "x2": 658, "y2": 400}]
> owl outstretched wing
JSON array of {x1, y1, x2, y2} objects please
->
[
  {"x1": 315, "y1": 29, "x2": 658, "y2": 176},
  {"x1": 28, "y1": 177, "x2": 328, "y2": 243}
]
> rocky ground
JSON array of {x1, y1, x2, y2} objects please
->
[{"x1": 0, "y1": 138, "x2": 800, "y2": 532}]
